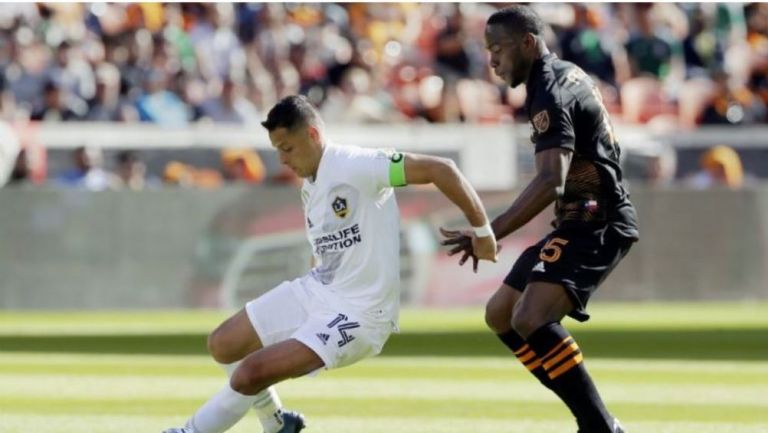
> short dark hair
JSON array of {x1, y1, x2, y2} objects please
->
[
  {"x1": 487, "y1": 5, "x2": 545, "y2": 37},
  {"x1": 261, "y1": 95, "x2": 321, "y2": 132}
]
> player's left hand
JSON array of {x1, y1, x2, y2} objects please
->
[{"x1": 440, "y1": 227, "x2": 501, "y2": 273}]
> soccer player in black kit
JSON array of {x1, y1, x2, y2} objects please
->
[{"x1": 442, "y1": 6, "x2": 639, "y2": 433}]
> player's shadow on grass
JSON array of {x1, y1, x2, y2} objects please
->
[{"x1": 0, "y1": 328, "x2": 766, "y2": 360}]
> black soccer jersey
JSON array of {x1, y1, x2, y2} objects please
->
[{"x1": 525, "y1": 53, "x2": 639, "y2": 240}]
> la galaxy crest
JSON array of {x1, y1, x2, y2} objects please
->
[
  {"x1": 332, "y1": 196, "x2": 349, "y2": 218},
  {"x1": 532, "y1": 110, "x2": 550, "y2": 134}
]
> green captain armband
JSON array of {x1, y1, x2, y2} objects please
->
[{"x1": 388, "y1": 152, "x2": 407, "y2": 187}]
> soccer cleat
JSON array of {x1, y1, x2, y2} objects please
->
[
  {"x1": 612, "y1": 418, "x2": 625, "y2": 433},
  {"x1": 277, "y1": 410, "x2": 306, "y2": 433},
  {"x1": 576, "y1": 418, "x2": 625, "y2": 433},
  {"x1": 161, "y1": 429, "x2": 192, "y2": 433}
]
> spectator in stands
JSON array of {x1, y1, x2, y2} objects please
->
[
  {"x1": 0, "y1": 2, "x2": 766, "y2": 129},
  {"x1": 682, "y1": 6, "x2": 726, "y2": 80},
  {"x1": 624, "y1": 4, "x2": 684, "y2": 83},
  {"x1": 220, "y1": 148, "x2": 266, "y2": 184},
  {"x1": 114, "y1": 150, "x2": 149, "y2": 190},
  {"x1": 686, "y1": 145, "x2": 745, "y2": 190},
  {"x1": 136, "y1": 69, "x2": 190, "y2": 127},
  {"x1": 47, "y1": 40, "x2": 95, "y2": 103},
  {"x1": 30, "y1": 80, "x2": 87, "y2": 121},
  {"x1": 199, "y1": 78, "x2": 261, "y2": 124},
  {"x1": 86, "y1": 63, "x2": 136, "y2": 121},
  {"x1": 746, "y1": 3, "x2": 768, "y2": 109},
  {"x1": 163, "y1": 160, "x2": 223, "y2": 189},
  {"x1": 700, "y1": 68, "x2": 766, "y2": 125},
  {"x1": 559, "y1": 4, "x2": 622, "y2": 87},
  {"x1": 57, "y1": 145, "x2": 119, "y2": 190}
]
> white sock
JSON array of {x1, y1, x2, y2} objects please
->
[
  {"x1": 252, "y1": 387, "x2": 284, "y2": 433},
  {"x1": 218, "y1": 361, "x2": 285, "y2": 433},
  {"x1": 185, "y1": 384, "x2": 256, "y2": 433},
  {"x1": 218, "y1": 361, "x2": 241, "y2": 377}
]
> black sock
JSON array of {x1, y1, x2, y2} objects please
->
[
  {"x1": 497, "y1": 329, "x2": 555, "y2": 391},
  {"x1": 526, "y1": 322, "x2": 614, "y2": 433}
]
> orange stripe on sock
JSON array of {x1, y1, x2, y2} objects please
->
[
  {"x1": 541, "y1": 337, "x2": 574, "y2": 361},
  {"x1": 525, "y1": 359, "x2": 542, "y2": 371},
  {"x1": 543, "y1": 342, "x2": 580, "y2": 371},
  {"x1": 547, "y1": 353, "x2": 584, "y2": 380},
  {"x1": 517, "y1": 350, "x2": 537, "y2": 363},
  {"x1": 513, "y1": 344, "x2": 530, "y2": 356}
]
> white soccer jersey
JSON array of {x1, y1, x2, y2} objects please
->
[{"x1": 300, "y1": 143, "x2": 402, "y2": 327}]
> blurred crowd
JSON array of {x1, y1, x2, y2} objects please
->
[
  {"x1": 0, "y1": 3, "x2": 766, "y2": 189},
  {"x1": 1, "y1": 3, "x2": 767, "y2": 127}
]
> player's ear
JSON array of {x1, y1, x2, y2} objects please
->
[
  {"x1": 307, "y1": 124, "x2": 320, "y2": 144},
  {"x1": 523, "y1": 33, "x2": 536, "y2": 50}
]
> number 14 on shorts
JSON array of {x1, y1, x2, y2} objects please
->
[{"x1": 323, "y1": 313, "x2": 360, "y2": 347}]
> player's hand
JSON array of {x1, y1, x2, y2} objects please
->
[
  {"x1": 439, "y1": 227, "x2": 500, "y2": 273},
  {"x1": 472, "y1": 233, "x2": 498, "y2": 264}
]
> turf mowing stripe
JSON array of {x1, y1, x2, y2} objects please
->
[
  {"x1": 1, "y1": 414, "x2": 765, "y2": 433},
  {"x1": 2, "y1": 374, "x2": 766, "y2": 408},
  {"x1": 1, "y1": 395, "x2": 766, "y2": 424}
]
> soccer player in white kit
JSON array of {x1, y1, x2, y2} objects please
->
[{"x1": 164, "y1": 95, "x2": 498, "y2": 433}]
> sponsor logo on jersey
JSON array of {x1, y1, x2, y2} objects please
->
[
  {"x1": 316, "y1": 333, "x2": 330, "y2": 345},
  {"x1": 532, "y1": 110, "x2": 550, "y2": 134},
  {"x1": 532, "y1": 261, "x2": 546, "y2": 273},
  {"x1": 332, "y1": 196, "x2": 349, "y2": 218},
  {"x1": 313, "y1": 223, "x2": 362, "y2": 255}
]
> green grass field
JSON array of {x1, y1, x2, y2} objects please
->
[{"x1": 1, "y1": 303, "x2": 767, "y2": 433}]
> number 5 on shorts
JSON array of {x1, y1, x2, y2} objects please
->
[{"x1": 539, "y1": 238, "x2": 569, "y2": 263}]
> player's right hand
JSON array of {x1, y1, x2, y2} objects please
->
[{"x1": 472, "y1": 234, "x2": 498, "y2": 263}]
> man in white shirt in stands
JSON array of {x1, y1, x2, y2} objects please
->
[{"x1": 164, "y1": 94, "x2": 498, "y2": 433}]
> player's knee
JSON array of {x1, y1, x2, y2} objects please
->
[
  {"x1": 511, "y1": 307, "x2": 543, "y2": 338},
  {"x1": 484, "y1": 300, "x2": 511, "y2": 333},
  {"x1": 207, "y1": 328, "x2": 239, "y2": 364},
  {"x1": 230, "y1": 362, "x2": 269, "y2": 395}
]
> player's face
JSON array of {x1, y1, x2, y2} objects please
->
[
  {"x1": 269, "y1": 125, "x2": 322, "y2": 178},
  {"x1": 485, "y1": 25, "x2": 531, "y2": 88}
]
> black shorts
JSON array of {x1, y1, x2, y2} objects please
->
[{"x1": 503, "y1": 225, "x2": 634, "y2": 322}]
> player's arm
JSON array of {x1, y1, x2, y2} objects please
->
[
  {"x1": 491, "y1": 147, "x2": 572, "y2": 241},
  {"x1": 401, "y1": 153, "x2": 498, "y2": 263}
]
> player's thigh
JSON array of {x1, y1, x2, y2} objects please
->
[
  {"x1": 513, "y1": 280, "x2": 576, "y2": 336},
  {"x1": 231, "y1": 338, "x2": 325, "y2": 394},
  {"x1": 488, "y1": 241, "x2": 545, "y2": 332},
  {"x1": 293, "y1": 305, "x2": 390, "y2": 371},
  {"x1": 485, "y1": 284, "x2": 523, "y2": 333},
  {"x1": 245, "y1": 278, "x2": 311, "y2": 348},
  {"x1": 208, "y1": 308, "x2": 264, "y2": 363}
]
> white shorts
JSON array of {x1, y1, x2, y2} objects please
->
[{"x1": 245, "y1": 276, "x2": 391, "y2": 370}]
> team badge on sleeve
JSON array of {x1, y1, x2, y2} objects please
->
[
  {"x1": 332, "y1": 196, "x2": 349, "y2": 218},
  {"x1": 533, "y1": 110, "x2": 550, "y2": 134}
]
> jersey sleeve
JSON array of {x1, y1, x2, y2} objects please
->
[
  {"x1": 345, "y1": 146, "x2": 405, "y2": 197},
  {"x1": 530, "y1": 97, "x2": 576, "y2": 153}
]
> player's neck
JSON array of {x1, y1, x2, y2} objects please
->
[
  {"x1": 309, "y1": 141, "x2": 327, "y2": 183},
  {"x1": 524, "y1": 43, "x2": 551, "y2": 84}
]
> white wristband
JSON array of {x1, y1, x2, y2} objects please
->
[{"x1": 473, "y1": 223, "x2": 494, "y2": 238}]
